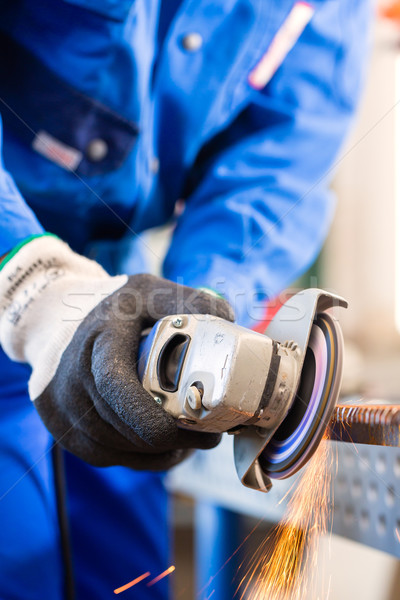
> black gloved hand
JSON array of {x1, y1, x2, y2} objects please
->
[{"x1": 0, "y1": 236, "x2": 233, "y2": 470}]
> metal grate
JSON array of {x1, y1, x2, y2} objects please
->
[
  {"x1": 332, "y1": 443, "x2": 400, "y2": 557},
  {"x1": 168, "y1": 436, "x2": 400, "y2": 557}
]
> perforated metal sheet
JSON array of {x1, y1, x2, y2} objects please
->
[
  {"x1": 332, "y1": 443, "x2": 400, "y2": 557},
  {"x1": 168, "y1": 437, "x2": 400, "y2": 557}
]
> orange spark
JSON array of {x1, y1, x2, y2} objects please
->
[
  {"x1": 237, "y1": 433, "x2": 333, "y2": 600},
  {"x1": 396, "y1": 528, "x2": 400, "y2": 543},
  {"x1": 114, "y1": 571, "x2": 150, "y2": 594},
  {"x1": 147, "y1": 565, "x2": 176, "y2": 587}
]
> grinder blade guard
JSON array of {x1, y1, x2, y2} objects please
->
[{"x1": 234, "y1": 289, "x2": 347, "y2": 492}]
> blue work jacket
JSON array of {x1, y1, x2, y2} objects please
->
[{"x1": 0, "y1": 0, "x2": 370, "y2": 325}]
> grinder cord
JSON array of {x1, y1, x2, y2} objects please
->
[{"x1": 52, "y1": 443, "x2": 75, "y2": 600}]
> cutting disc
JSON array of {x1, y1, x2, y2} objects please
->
[{"x1": 259, "y1": 312, "x2": 343, "y2": 479}]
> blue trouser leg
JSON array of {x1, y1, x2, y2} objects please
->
[
  {"x1": 195, "y1": 502, "x2": 243, "y2": 600},
  {"x1": 0, "y1": 348, "x2": 171, "y2": 599},
  {"x1": 0, "y1": 352, "x2": 63, "y2": 599},
  {"x1": 65, "y1": 454, "x2": 170, "y2": 600}
]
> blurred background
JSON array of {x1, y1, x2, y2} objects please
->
[{"x1": 136, "y1": 3, "x2": 400, "y2": 598}]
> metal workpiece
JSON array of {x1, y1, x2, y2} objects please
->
[
  {"x1": 327, "y1": 399, "x2": 400, "y2": 556},
  {"x1": 330, "y1": 399, "x2": 400, "y2": 447}
]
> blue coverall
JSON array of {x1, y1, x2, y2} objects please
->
[{"x1": 0, "y1": 1, "x2": 369, "y2": 598}]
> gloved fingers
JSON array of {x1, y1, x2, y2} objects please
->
[
  {"x1": 86, "y1": 274, "x2": 231, "y2": 455},
  {"x1": 56, "y1": 432, "x2": 185, "y2": 470},
  {"x1": 122, "y1": 448, "x2": 192, "y2": 471},
  {"x1": 57, "y1": 431, "x2": 138, "y2": 467},
  {"x1": 91, "y1": 328, "x2": 222, "y2": 451},
  {"x1": 117, "y1": 274, "x2": 234, "y2": 325},
  {"x1": 91, "y1": 328, "x2": 185, "y2": 447},
  {"x1": 177, "y1": 430, "x2": 222, "y2": 451},
  {"x1": 178, "y1": 286, "x2": 234, "y2": 322},
  {"x1": 34, "y1": 381, "x2": 145, "y2": 456}
]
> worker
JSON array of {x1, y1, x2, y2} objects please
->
[{"x1": 0, "y1": 1, "x2": 370, "y2": 599}]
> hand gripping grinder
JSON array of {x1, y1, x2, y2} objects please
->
[{"x1": 138, "y1": 289, "x2": 347, "y2": 492}]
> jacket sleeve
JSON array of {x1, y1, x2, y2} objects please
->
[
  {"x1": 163, "y1": 0, "x2": 371, "y2": 327},
  {"x1": 0, "y1": 116, "x2": 43, "y2": 256}
]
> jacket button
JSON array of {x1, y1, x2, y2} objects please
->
[
  {"x1": 86, "y1": 139, "x2": 108, "y2": 162},
  {"x1": 181, "y1": 33, "x2": 203, "y2": 52}
]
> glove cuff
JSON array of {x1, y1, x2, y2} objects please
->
[
  {"x1": 0, "y1": 235, "x2": 127, "y2": 399},
  {"x1": 0, "y1": 232, "x2": 58, "y2": 271}
]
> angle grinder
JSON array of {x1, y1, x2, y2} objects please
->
[{"x1": 138, "y1": 289, "x2": 346, "y2": 492}]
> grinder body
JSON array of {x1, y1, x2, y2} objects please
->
[{"x1": 138, "y1": 289, "x2": 346, "y2": 492}]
